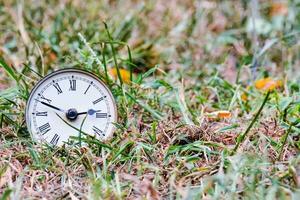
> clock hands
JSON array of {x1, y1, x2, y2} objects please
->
[
  {"x1": 35, "y1": 98, "x2": 100, "y2": 120},
  {"x1": 35, "y1": 99, "x2": 65, "y2": 112},
  {"x1": 66, "y1": 109, "x2": 100, "y2": 120}
]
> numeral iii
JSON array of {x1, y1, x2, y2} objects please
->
[{"x1": 96, "y1": 113, "x2": 108, "y2": 118}]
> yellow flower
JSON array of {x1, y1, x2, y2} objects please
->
[
  {"x1": 109, "y1": 68, "x2": 131, "y2": 83},
  {"x1": 241, "y1": 93, "x2": 248, "y2": 101},
  {"x1": 255, "y1": 77, "x2": 282, "y2": 91},
  {"x1": 241, "y1": 86, "x2": 250, "y2": 102}
]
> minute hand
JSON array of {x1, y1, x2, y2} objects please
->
[
  {"x1": 77, "y1": 109, "x2": 101, "y2": 116},
  {"x1": 35, "y1": 99, "x2": 65, "y2": 112}
]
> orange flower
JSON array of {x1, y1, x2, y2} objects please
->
[
  {"x1": 270, "y1": 2, "x2": 288, "y2": 17},
  {"x1": 109, "y1": 68, "x2": 131, "y2": 83},
  {"x1": 255, "y1": 77, "x2": 282, "y2": 91},
  {"x1": 48, "y1": 52, "x2": 57, "y2": 62},
  {"x1": 217, "y1": 111, "x2": 232, "y2": 118},
  {"x1": 206, "y1": 110, "x2": 231, "y2": 119}
]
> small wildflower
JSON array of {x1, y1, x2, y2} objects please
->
[
  {"x1": 255, "y1": 77, "x2": 282, "y2": 91},
  {"x1": 241, "y1": 93, "x2": 248, "y2": 101},
  {"x1": 109, "y1": 68, "x2": 131, "y2": 83},
  {"x1": 270, "y1": 2, "x2": 288, "y2": 17},
  {"x1": 217, "y1": 110, "x2": 232, "y2": 118},
  {"x1": 241, "y1": 86, "x2": 250, "y2": 102},
  {"x1": 206, "y1": 110, "x2": 231, "y2": 119},
  {"x1": 48, "y1": 52, "x2": 57, "y2": 62}
]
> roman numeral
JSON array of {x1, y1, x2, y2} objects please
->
[
  {"x1": 96, "y1": 113, "x2": 108, "y2": 118},
  {"x1": 49, "y1": 134, "x2": 60, "y2": 146},
  {"x1": 84, "y1": 82, "x2": 92, "y2": 94},
  {"x1": 38, "y1": 94, "x2": 52, "y2": 104},
  {"x1": 93, "y1": 96, "x2": 106, "y2": 104},
  {"x1": 92, "y1": 126, "x2": 104, "y2": 136},
  {"x1": 39, "y1": 123, "x2": 51, "y2": 135},
  {"x1": 53, "y1": 82, "x2": 62, "y2": 94},
  {"x1": 36, "y1": 111, "x2": 47, "y2": 116},
  {"x1": 69, "y1": 79, "x2": 76, "y2": 91}
]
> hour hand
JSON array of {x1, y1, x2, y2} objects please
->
[{"x1": 35, "y1": 99, "x2": 65, "y2": 112}]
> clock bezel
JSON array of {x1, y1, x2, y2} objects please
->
[{"x1": 25, "y1": 68, "x2": 118, "y2": 144}]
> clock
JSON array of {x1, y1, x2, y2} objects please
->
[{"x1": 25, "y1": 68, "x2": 117, "y2": 146}]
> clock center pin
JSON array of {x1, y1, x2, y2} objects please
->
[{"x1": 66, "y1": 108, "x2": 78, "y2": 121}]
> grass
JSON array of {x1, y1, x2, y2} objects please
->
[{"x1": 0, "y1": 0, "x2": 300, "y2": 199}]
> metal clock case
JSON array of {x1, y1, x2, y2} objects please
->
[{"x1": 25, "y1": 68, "x2": 117, "y2": 146}]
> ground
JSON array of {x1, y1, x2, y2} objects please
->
[{"x1": 0, "y1": 0, "x2": 300, "y2": 199}]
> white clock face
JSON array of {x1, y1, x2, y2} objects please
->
[{"x1": 25, "y1": 69, "x2": 117, "y2": 146}]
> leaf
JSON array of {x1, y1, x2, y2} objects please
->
[
  {"x1": 111, "y1": 141, "x2": 134, "y2": 161},
  {"x1": 176, "y1": 87, "x2": 194, "y2": 125},
  {"x1": 142, "y1": 65, "x2": 158, "y2": 79},
  {"x1": 0, "y1": 188, "x2": 12, "y2": 200},
  {"x1": 279, "y1": 97, "x2": 293, "y2": 112},
  {"x1": 0, "y1": 164, "x2": 9, "y2": 188},
  {"x1": 216, "y1": 124, "x2": 239, "y2": 133},
  {"x1": 126, "y1": 92, "x2": 164, "y2": 120},
  {"x1": 0, "y1": 87, "x2": 18, "y2": 100},
  {"x1": 0, "y1": 56, "x2": 18, "y2": 82},
  {"x1": 257, "y1": 39, "x2": 278, "y2": 58},
  {"x1": 28, "y1": 148, "x2": 42, "y2": 167}
]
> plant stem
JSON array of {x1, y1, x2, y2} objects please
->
[
  {"x1": 232, "y1": 91, "x2": 271, "y2": 154},
  {"x1": 103, "y1": 22, "x2": 123, "y2": 86},
  {"x1": 277, "y1": 123, "x2": 292, "y2": 160},
  {"x1": 79, "y1": 114, "x2": 88, "y2": 147}
]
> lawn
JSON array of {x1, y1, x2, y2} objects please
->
[{"x1": 0, "y1": 0, "x2": 300, "y2": 199}]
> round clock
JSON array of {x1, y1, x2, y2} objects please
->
[{"x1": 25, "y1": 68, "x2": 117, "y2": 146}]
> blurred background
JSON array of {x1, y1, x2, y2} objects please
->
[{"x1": 0, "y1": 0, "x2": 299, "y2": 89}]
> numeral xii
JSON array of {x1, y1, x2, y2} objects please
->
[{"x1": 69, "y1": 79, "x2": 76, "y2": 91}]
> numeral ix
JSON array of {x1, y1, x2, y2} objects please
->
[
  {"x1": 39, "y1": 123, "x2": 51, "y2": 135},
  {"x1": 36, "y1": 111, "x2": 47, "y2": 116}
]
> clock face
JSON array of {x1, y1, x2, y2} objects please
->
[{"x1": 25, "y1": 69, "x2": 117, "y2": 146}]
